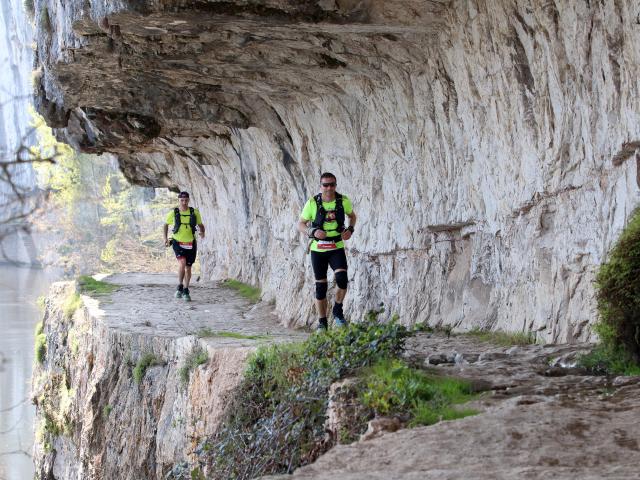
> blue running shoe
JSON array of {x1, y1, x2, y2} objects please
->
[
  {"x1": 317, "y1": 318, "x2": 328, "y2": 332},
  {"x1": 333, "y1": 303, "x2": 348, "y2": 328},
  {"x1": 334, "y1": 316, "x2": 348, "y2": 328}
]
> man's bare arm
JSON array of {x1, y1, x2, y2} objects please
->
[
  {"x1": 163, "y1": 224, "x2": 169, "y2": 246},
  {"x1": 347, "y1": 211, "x2": 357, "y2": 229},
  {"x1": 298, "y1": 219, "x2": 310, "y2": 235}
]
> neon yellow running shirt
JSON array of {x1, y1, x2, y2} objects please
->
[
  {"x1": 300, "y1": 195, "x2": 353, "y2": 252},
  {"x1": 166, "y1": 208, "x2": 203, "y2": 243}
]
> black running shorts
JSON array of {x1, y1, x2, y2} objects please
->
[
  {"x1": 310, "y1": 248, "x2": 348, "y2": 281},
  {"x1": 172, "y1": 240, "x2": 197, "y2": 266}
]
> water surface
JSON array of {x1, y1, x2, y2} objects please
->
[{"x1": 0, "y1": 265, "x2": 58, "y2": 480}]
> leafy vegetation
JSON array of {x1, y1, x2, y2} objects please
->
[
  {"x1": 580, "y1": 208, "x2": 640, "y2": 375},
  {"x1": 39, "y1": 5, "x2": 51, "y2": 32},
  {"x1": 35, "y1": 332, "x2": 46, "y2": 363},
  {"x1": 23, "y1": 0, "x2": 35, "y2": 18},
  {"x1": 179, "y1": 347, "x2": 209, "y2": 385},
  {"x1": 360, "y1": 358, "x2": 477, "y2": 427},
  {"x1": 198, "y1": 310, "x2": 477, "y2": 479},
  {"x1": 466, "y1": 328, "x2": 537, "y2": 346},
  {"x1": 36, "y1": 296, "x2": 46, "y2": 312},
  {"x1": 30, "y1": 109, "x2": 179, "y2": 275},
  {"x1": 221, "y1": 279, "x2": 261, "y2": 303},
  {"x1": 579, "y1": 341, "x2": 640, "y2": 376},
  {"x1": 196, "y1": 327, "x2": 268, "y2": 341},
  {"x1": 133, "y1": 353, "x2": 163, "y2": 384},
  {"x1": 62, "y1": 292, "x2": 82, "y2": 320},
  {"x1": 77, "y1": 275, "x2": 118, "y2": 295}
]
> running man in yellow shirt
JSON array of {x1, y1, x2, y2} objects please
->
[
  {"x1": 163, "y1": 191, "x2": 205, "y2": 301},
  {"x1": 298, "y1": 172, "x2": 357, "y2": 330}
]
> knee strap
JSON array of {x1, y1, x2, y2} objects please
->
[
  {"x1": 335, "y1": 271, "x2": 348, "y2": 290},
  {"x1": 315, "y1": 281, "x2": 328, "y2": 300}
]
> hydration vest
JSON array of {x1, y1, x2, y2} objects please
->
[
  {"x1": 173, "y1": 207, "x2": 197, "y2": 235},
  {"x1": 311, "y1": 193, "x2": 345, "y2": 235}
]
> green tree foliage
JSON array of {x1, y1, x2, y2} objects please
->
[
  {"x1": 584, "y1": 208, "x2": 640, "y2": 373},
  {"x1": 30, "y1": 109, "x2": 176, "y2": 275}
]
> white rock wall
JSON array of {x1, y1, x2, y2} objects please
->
[
  {"x1": 157, "y1": 1, "x2": 640, "y2": 342},
  {"x1": 35, "y1": 0, "x2": 640, "y2": 341}
]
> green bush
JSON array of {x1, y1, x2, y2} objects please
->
[
  {"x1": 179, "y1": 347, "x2": 209, "y2": 385},
  {"x1": 102, "y1": 405, "x2": 112, "y2": 419},
  {"x1": 63, "y1": 292, "x2": 82, "y2": 320},
  {"x1": 203, "y1": 311, "x2": 410, "y2": 478},
  {"x1": 587, "y1": 208, "x2": 640, "y2": 372},
  {"x1": 133, "y1": 353, "x2": 162, "y2": 384},
  {"x1": 35, "y1": 333, "x2": 47, "y2": 363},
  {"x1": 39, "y1": 5, "x2": 51, "y2": 32},
  {"x1": 24, "y1": 0, "x2": 35, "y2": 18}
]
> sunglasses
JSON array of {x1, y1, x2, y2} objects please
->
[{"x1": 321, "y1": 182, "x2": 336, "y2": 187}]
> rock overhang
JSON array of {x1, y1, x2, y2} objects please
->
[{"x1": 37, "y1": 1, "x2": 450, "y2": 154}]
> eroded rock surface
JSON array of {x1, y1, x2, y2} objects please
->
[
  {"x1": 31, "y1": 273, "x2": 305, "y2": 480},
  {"x1": 32, "y1": 0, "x2": 640, "y2": 338},
  {"x1": 264, "y1": 333, "x2": 640, "y2": 479}
]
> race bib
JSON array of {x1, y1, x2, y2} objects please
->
[
  {"x1": 317, "y1": 240, "x2": 337, "y2": 250},
  {"x1": 178, "y1": 242, "x2": 193, "y2": 250}
]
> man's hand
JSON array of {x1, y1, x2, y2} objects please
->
[
  {"x1": 341, "y1": 230, "x2": 352, "y2": 241},
  {"x1": 199, "y1": 231, "x2": 205, "y2": 239},
  {"x1": 314, "y1": 229, "x2": 327, "y2": 240},
  {"x1": 164, "y1": 239, "x2": 170, "y2": 247}
]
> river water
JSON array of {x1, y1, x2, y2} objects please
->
[{"x1": 0, "y1": 265, "x2": 58, "y2": 480}]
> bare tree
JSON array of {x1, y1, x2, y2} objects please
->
[{"x1": 0, "y1": 126, "x2": 58, "y2": 246}]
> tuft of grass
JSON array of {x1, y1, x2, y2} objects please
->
[
  {"x1": 589, "y1": 207, "x2": 640, "y2": 371},
  {"x1": 35, "y1": 333, "x2": 47, "y2": 363},
  {"x1": 360, "y1": 358, "x2": 478, "y2": 427},
  {"x1": 24, "y1": 0, "x2": 35, "y2": 18},
  {"x1": 63, "y1": 292, "x2": 82, "y2": 320},
  {"x1": 196, "y1": 327, "x2": 268, "y2": 341},
  {"x1": 411, "y1": 321, "x2": 433, "y2": 333},
  {"x1": 221, "y1": 279, "x2": 261, "y2": 303},
  {"x1": 39, "y1": 5, "x2": 51, "y2": 32},
  {"x1": 466, "y1": 328, "x2": 536, "y2": 346},
  {"x1": 102, "y1": 405, "x2": 112, "y2": 419},
  {"x1": 579, "y1": 342, "x2": 640, "y2": 376},
  {"x1": 133, "y1": 353, "x2": 163, "y2": 384},
  {"x1": 77, "y1": 276, "x2": 118, "y2": 295},
  {"x1": 179, "y1": 347, "x2": 209, "y2": 385},
  {"x1": 36, "y1": 295, "x2": 46, "y2": 312}
]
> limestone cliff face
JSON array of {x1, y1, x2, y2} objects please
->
[
  {"x1": 31, "y1": 279, "x2": 254, "y2": 479},
  {"x1": 33, "y1": 0, "x2": 640, "y2": 340}
]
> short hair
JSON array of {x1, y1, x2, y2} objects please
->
[
  {"x1": 320, "y1": 172, "x2": 336, "y2": 182},
  {"x1": 178, "y1": 191, "x2": 190, "y2": 198}
]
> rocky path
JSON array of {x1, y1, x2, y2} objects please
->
[
  {"x1": 92, "y1": 272, "x2": 307, "y2": 346},
  {"x1": 266, "y1": 334, "x2": 640, "y2": 480}
]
